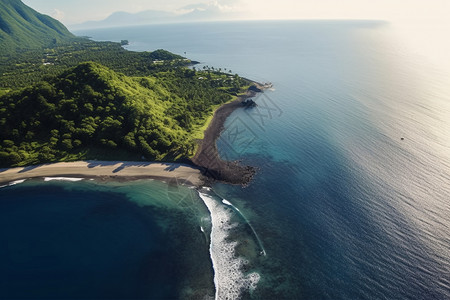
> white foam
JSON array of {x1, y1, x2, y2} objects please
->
[
  {"x1": 198, "y1": 191, "x2": 260, "y2": 300},
  {"x1": 222, "y1": 199, "x2": 241, "y2": 212},
  {"x1": 0, "y1": 179, "x2": 27, "y2": 188},
  {"x1": 222, "y1": 199, "x2": 243, "y2": 213},
  {"x1": 11, "y1": 179, "x2": 26, "y2": 185},
  {"x1": 222, "y1": 199, "x2": 266, "y2": 257},
  {"x1": 44, "y1": 177, "x2": 84, "y2": 182},
  {"x1": 222, "y1": 199, "x2": 232, "y2": 206}
]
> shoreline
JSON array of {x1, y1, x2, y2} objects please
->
[
  {"x1": 192, "y1": 83, "x2": 266, "y2": 185},
  {"x1": 0, "y1": 161, "x2": 203, "y2": 187},
  {"x1": 0, "y1": 83, "x2": 267, "y2": 187}
]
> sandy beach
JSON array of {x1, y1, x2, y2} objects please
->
[
  {"x1": 0, "y1": 161, "x2": 203, "y2": 186},
  {"x1": 0, "y1": 84, "x2": 265, "y2": 187}
]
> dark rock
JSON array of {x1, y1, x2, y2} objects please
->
[
  {"x1": 248, "y1": 85, "x2": 262, "y2": 93},
  {"x1": 242, "y1": 99, "x2": 257, "y2": 107}
]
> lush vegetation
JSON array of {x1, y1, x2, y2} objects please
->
[
  {"x1": 0, "y1": 40, "x2": 187, "y2": 89},
  {"x1": 0, "y1": 0, "x2": 250, "y2": 167},
  {"x1": 0, "y1": 0, "x2": 74, "y2": 51},
  {"x1": 0, "y1": 62, "x2": 248, "y2": 167},
  {"x1": 0, "y1": 1, "x2": 187, "y2": 89}
]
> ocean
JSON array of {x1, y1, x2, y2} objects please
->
[{"x1": 1, "y1": 20, "x2": 449, "y2": 299}]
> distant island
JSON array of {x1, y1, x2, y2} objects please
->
[
  {"x1": 0, "y1": 0, "x2": 263, "y2": 185},
  {"x1": 69, "y1": 4, "x2": 241, "y2": 31}
]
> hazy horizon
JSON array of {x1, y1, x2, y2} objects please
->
[
  {"x1": 20, "y1": 0, "x2": 450, "y2": 73},
  {"x1": 22, "y1": 0, "x2": 450, "y2": 27}
]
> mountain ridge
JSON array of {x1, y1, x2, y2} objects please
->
[
  {"x1": 0, "y1": 0, "x2": 74, "y2": 51},
  {"x1": 70, "y1": 5, "x2": 240, "y2": 30}
]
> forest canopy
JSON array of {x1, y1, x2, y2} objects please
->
[
  {"x1": 0, "y1": 0, "x2": 250, "y2": 167},
  {"x1": 0, "y1": 60, "x2": 248, "y2": 167}
]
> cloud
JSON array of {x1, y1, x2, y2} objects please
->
[
  {"x1": 51, "y1": 8, "x2": 65, "y2": 21},
  {"x1": 177, "y1": 0, "x2": 241, "y2": 14},
  {"x1": 210, "y1": 1, "x2": 237, "y2": 12}
]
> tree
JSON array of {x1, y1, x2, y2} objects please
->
[
  {"x1": 8, "y1": 152, "x2": 22, "y2": 164},
  {"x1": 61, "y1": 139, "x2": 73, "y2": 150},
  {"x1": 38, "y1": 147, "x2": 55, "y2": 162}
]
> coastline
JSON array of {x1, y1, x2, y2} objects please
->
[
  {"x1": 0, "y1": 161, "x2": 203, "y2": 187},
  {"x1": 0, "y1": 84, "x2": 266, "y2": 187},
  {"x1": 192, "y1": 83, "x2": 266, "y2": 185}
]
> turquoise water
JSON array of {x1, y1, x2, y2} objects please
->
[{"x1": 1, "y1": 20, "x2": 449, "y2": 299}]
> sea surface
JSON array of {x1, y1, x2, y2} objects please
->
[{"x1": 1, "y1": 20, "x2": 450, "y2": 299}]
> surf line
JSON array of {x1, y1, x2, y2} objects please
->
[
  {"x1": 198, "y1": 189, "x2": 260, "y2": 300},
  {"x1": 205, "y1": 188, "x2": 267, "y2": 257},
  {"x1": 0, "y1": 179, "x2": 27, "y2": 189},
  {"x1": 221, "y1": 199, "x2": 267, "y2": 257}
]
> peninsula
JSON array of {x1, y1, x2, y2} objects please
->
[{"x1": 0, "y1": 0, "x2": 263, "y2": 187}]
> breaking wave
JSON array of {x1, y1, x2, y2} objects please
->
[
  {"x1": 0, "y1": 179, "x2": 27, "y2": 189},
  {"x1": 198, "y1": 189, "x2": 260, "y2": 300}
]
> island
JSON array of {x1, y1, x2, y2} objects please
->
[{"x1": 0, "y1": 0, "x2": 265, "y2": 187}]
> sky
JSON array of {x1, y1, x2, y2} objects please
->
[{"x1": 22, "y1": 0, "x2": 450, "y2": 26}]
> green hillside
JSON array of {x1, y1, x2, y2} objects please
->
[
  {"x1": 0, "y1": 39, "x2": 187, "y2": 89},
  {"x1": 0, "y1": 0, "x2": 74, "y2": 51},
  {"x1": 0, "y1": 62, "x2": 247, "y2": 166},
  {"x1": 0, "y1": 0, "x2": 250, "y2": 168}
]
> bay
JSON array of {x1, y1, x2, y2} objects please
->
[{"x1": 2, "y1": 20, "x2": 449, "y2": 299}]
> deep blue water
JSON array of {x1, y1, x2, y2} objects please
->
[
  {"x1": 0, "y1": 183, "x2": 172, "y2": 299},
  {"x1": 0, "y1": 180, "x2": 213, "y2": 299},
  {"x1": 1, "y1": 20, "x2": 450, "y2": 299}
]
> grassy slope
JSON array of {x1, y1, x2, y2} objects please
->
[
  {"x1": 0, "y1": 0, "x2": 74, "y2": 51},
  {"x1": 0, "y1": 62, "x2": 246, "y2": 167},
  {"x1": 0, "y1": 0, "x2": 251, "y2": 168}
]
